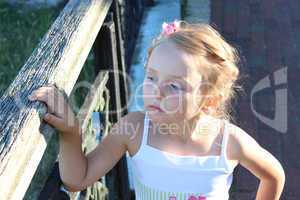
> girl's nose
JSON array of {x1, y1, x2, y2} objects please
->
[
  {"x1": 151, "y1": 82, "x2": 166, "y2": 100},
  {"x1": 153, "y1": 85, "x2": 162, "y2": 99}
]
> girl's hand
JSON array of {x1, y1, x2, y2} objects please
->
[{"x1": 28, "y1": 86, "x2": 79, "y2": 134}]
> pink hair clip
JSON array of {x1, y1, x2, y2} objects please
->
[{"x1": 161, "y1": 20, "x2": 180, "y2": 36}]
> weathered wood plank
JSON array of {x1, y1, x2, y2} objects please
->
[
  {"x1": 0, "y1": 0, "x2": 112, "y2": 199},
  {"x1": 24, "y1": 130, "x2": 60, "y2": 199},
  {"x1": 77, "y1": 71, "x2": 110, "y2": 136}
]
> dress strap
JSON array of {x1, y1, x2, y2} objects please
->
[
  {"x1": 220, "y1": 119, "x2": 229, "y2": 158},
  {"x1": 220, "y1": 119, "x2": 235, "y2": 172},
  {"x1": 141, "y1": 112, "x2": 150, "y2": 146}
]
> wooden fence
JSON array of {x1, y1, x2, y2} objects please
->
[{"x1": 0, "y1": 0, "x2": 147, "y2": 199}]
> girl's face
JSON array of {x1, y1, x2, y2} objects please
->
[{"x1": 143, "y1": 41, "x2": 203, "y2": 123}]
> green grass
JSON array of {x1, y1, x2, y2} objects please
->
[
  {"x1": 0, "y1": 2, "x2": 95, "y2": 110},
  {"x1": 0, "y1": 2, "x2": 61, "y2": 95}
]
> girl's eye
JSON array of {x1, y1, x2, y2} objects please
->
[
  {"x1": 146, "y1": 76, "x2": 154, "y2": 81},
  {"x1": 170, "y1": 83, "x2": 182, "y2": 90}
]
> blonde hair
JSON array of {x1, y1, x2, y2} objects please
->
[{"x1": 146, "y1": 20, "x2": 243, "y2": 122}]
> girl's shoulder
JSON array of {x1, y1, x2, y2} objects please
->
[
  {"x1": 225, "y1": 121, "x2": 261, "y2": 163},
  {"x1": 116, "y1": 111, "x2": 147, "y2": 157},
  {"x1": 226, "y1": 121, "x2": 285, "y2": 183}
]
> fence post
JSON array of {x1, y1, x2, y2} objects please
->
[{"x1": 93, "y1": 13, "x2": 131, "y2": 200}]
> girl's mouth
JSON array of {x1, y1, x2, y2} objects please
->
[{"x1": 148, "y1": 104, "x2": 163, "y2": 112}]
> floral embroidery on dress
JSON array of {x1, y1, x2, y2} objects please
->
[
  {"x1": 168, "y1": 194, "x2": 206, "y2": 200},
  {"x1": 188, "y1": 194, "x2": 207, "y2": 200}
]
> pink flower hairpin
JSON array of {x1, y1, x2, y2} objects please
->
[{"x1": 161, "y1": 20, "x2": 180, "y2": 36}]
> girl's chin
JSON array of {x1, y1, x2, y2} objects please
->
[
  {"x1": 147, "y1": 111, "x2": 179, "y2": 122},
  {"x1": 146, "y1": 108, "x2": 180, "y2": 115},
  {"x1": 146, "y1": 110, "x2": 165, "y2": 116}
]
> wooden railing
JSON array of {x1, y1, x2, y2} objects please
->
[{"x1": 0, "y1": 0, "x2": 135, "y2": 199}]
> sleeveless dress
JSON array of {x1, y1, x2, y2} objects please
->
[{"x1": 128, "y1": 112, "x2": 238, "y2": 200}]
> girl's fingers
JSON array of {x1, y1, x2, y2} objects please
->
[
  {"x1": 28, "y1": 89, "x2": 55, "y2": 112},
  {"x1": 30, "y1": 87, "x2": 52, "y2": 96},
  {"x1": 28, "y1": 87, "x2": 68, "y2": 117},
  {"x1": 28, "y1": 91, "x2": 49, "y2": 102},
  {"x1": 28, "y1": 87, "x2": 55, "y2": 101},
  {"x1": 28, "y1": 92, "x2": 54, "y2": 114},
  {"x1": 34, "y1": 87, "x2": 49, "y2": 92},
  {"x1": 43, "y1": 113, "x2": 66, "y2": 131},
  {"x1": 30, "y1": 86, "x2": 55, "y2": 95}
]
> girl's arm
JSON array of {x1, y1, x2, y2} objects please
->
[
  {"x1": 230, "y1": 125, "x2": 285, "y2": 200},
  {"x1": 59, "y1": 116, "x2": 130, "y2": 192},
  {"x1": 28, "y1": 86, "x2": 134, "y2": 192}
]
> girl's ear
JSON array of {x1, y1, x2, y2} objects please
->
[
  {"x1": 206, "y1": 94, "x2": 222, "y2": 109},
  {"x1": 204, "y1": 95, "x2": 222, "y2": 112}
]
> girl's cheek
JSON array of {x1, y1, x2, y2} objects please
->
[
  {"x1": 143, "y1": 83, "x2": 156, "y2": 98},
  {"x1": 185, "y1": 94, "x2": 202, "y2": 116},
  {"x1": 187, "y1": 93, "x2": 200, "y2": 109},
  {"x1": 144, "y1": 78, "x2": 160, "y2": 89},
  {"x1": 162, "y1": 94, "x2": 187, "y2": 113}
]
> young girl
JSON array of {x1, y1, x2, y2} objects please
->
[{"x1": 28, "y1": 20, "x2": 285, "y2": 200}]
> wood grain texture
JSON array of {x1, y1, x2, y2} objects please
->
[
  {"x1": 0, "y1": 0, "x2": 112, "y2": 199},
  {"x1": 77, "y1": 71, "x2": 109, "y2": 136}
]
